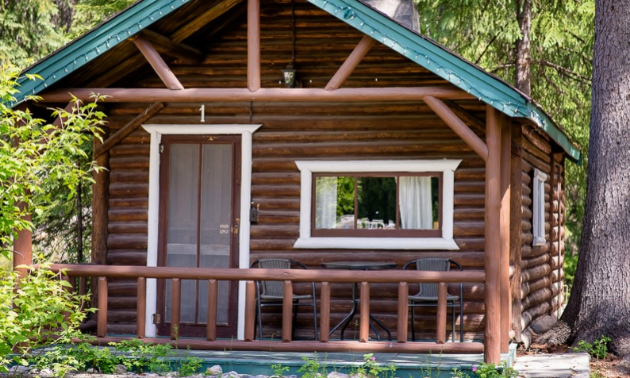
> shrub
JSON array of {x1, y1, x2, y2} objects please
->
[{"x1": 0, "y1": 264, "x2": 90, "y2": 372}]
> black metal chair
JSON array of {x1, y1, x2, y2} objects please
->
[
  {"x1": 250, "y1": 259, "x2": 318, "y2": 340},
  {"x1": 403, "y1": 258, "x2": 464, "y2": 342}
]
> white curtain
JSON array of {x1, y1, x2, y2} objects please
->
[
  {"x1": 399, "y1": 176, "x2": 433, "y2": 229},
  {"x1": 316, "y1": 177, "x2": 338, "y2": 229}
]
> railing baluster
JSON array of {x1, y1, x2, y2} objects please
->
[
  {"x1": 207, "y1": 279, "x2": 218, "y2": 341},
  {"x1": 436, "y1": 282, "x2": 447, "y2": 344},
  {"x1": 79, "y1": 276, "x2": 87, "y2": 296},
  {"x1": 320, "y1": 282, "x2": 330, "y2": 342},
  {"x1": 245, "y1": 280, "x2": 256, "y2": 341},
  {"x1": 171, "y1": 278, "x2": 181, "y2": 340},
  {"x1": 97, "y1": 277, "x2": 108, "y2": 337},
  {"x1": 397, "y1": 282, "x2": 408, "y2": 343},
  {"x1": 282, "y1": 280, "x2": 293, "y2": 342},
  {"x1": 359, "y1": 282, "x2": 369, "y2": 342},
  {"x1": 137, "y1": 277, "x2": 146, "y2": 339}
]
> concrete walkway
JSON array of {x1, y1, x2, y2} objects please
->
[{"x1": 513, "y1": 353, "x2": 590, "y2": 378}]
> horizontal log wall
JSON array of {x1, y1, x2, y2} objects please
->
[
  {"x1": 91, "y1": 0, "x2": 563, "y2": 342},
  {"x1": 518, "y1": 125, "x2": 565, "y2": 334}
]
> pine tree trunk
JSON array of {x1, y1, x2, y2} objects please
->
[
  {"x1": 560, "y1": 0, "x2": 630, "y2": 356},
  {"x1": 516, "y1": 0, "x2": 531, "y2": 95}
]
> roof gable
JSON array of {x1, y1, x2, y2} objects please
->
[{"x1": 15, "y1": 0, "x2": 580, "y2": 162}]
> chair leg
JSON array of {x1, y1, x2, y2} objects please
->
[
  {"x1": 451, "y1": 304, "x2": 456, "y2": 343},
  {"x1": 312, "y1": 302, "x2": 319, "y2": 341},
  {"x1": 292, "y1": 302, "x2": 298, "y2": 340},
  {"x1": 410, "y1": 305, "x2": 416, "y2": 342},
  {"x1": 257, "y1": 300, "x2": 264, "y2": 340}
]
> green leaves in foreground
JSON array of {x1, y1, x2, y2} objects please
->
[
  {"x1": 0, "y1": 63, "x2": 106, "y2": 259},
  {"x1": 0, "y1": 264, "x2": 91, "y2": 372}
]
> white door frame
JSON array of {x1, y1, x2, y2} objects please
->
[{"x1": 142, "y1": 124, "x2": 261, "y2": 339}]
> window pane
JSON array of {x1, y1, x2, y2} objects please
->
[
  {"x1": 315, "y1": 176, "x2": 355, "y2": 229},
  {"x1": 357, "y1": 177, "x2": 397, "y2": 229},
  {"x1": 399, "y1": 176, "x2": 439, "y2": 230}
]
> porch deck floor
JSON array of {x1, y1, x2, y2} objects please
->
[{"x1": 170, "y1": 344, "x2": 517, "y2": 378}]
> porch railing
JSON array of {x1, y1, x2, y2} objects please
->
[{"x1": 50, "y1": 264, "x2": 485, "y2": 354}]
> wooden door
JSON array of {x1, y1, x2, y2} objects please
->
[{"x1": 156, "y1": 135, "x2": 241, "y2": 338}]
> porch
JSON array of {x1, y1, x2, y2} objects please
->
[{"x1": 51, "y1": 264, "x2": 491, "y2": 358}]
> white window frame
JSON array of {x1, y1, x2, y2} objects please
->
[
  {"x1": 294, "y1": 160, "x2": 461, "y2": 250},
  {"x1": 532, "y1": 168, "x2": 548, "y2": 246},
  {"x1": 142, "y1": 124, "x2": 261, "y2": 340}
]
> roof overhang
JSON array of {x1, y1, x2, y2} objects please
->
[{"x1": 13, "y1": 0, "x2": 581, "y2": 163}]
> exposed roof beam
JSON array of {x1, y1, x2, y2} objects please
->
[
  {"x1": 140, "y1": 29, "x2": 204, "y2": 63},
  {"x1": 326, "y1": 36, "x2": 376, "y2": 90},
  {"x1": 94, "y1": 102, "x2": 165, "y2": 158},
  {"x1": 443, "y1": 100, "x2": 486, "y2": 134},
  {"x1": 170, "y1": 0, "x2": 244, "y2": 43},
  {"x1": 423, "y1": 95, "x2": 489, "y2": 161},
  {"x1": 247, "y1": 0, "x2": 260, "y2": 91},
  {"x1": 42, "y1": 87, "x2": 475, "y2": 103},
  {"x1": 132, "y1": 37, "x2": 184, "y2": 90}
]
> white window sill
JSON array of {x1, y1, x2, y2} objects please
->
[
  {"x1": 532, "y1": 237, "x2": 547, "y2": 247},
  {"x1": 294, "y1": 237, "x2": 459, "y2": 250}
]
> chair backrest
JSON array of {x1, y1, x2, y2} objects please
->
[
  {"x1": 403, "y1": 258, "x2": 452, "y2": 298},
  {"x1": 250, "y1": 259, "x2": 307, "y2": 297}
]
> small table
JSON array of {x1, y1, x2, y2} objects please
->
[{"x1": 322, "y1": 261, "x2": 396, "y2": 341}]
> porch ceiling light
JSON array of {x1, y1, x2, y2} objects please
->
[{"x1": 282, "y1": 64, "x2": 297, "y2": 88}]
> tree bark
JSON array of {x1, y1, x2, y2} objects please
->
[
  {"x1": 516, "y1": 0, "x2": 531, "y2": 95},
  {"x1": 543, "y1": 0, "x2": 630, "y2": 356}
]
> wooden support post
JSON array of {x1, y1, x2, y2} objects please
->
[
  {"x1": 510, "y1": 125, "x2": 523, "y2": 342},
  {"x1": 79, "y1": 277, "x2": 87, "y2": 296},
  {"x1": 424, "y1": 96, "x2": 489, "y2": 161},
  {"x1": 94, "y1": 103, "x2": 165, "y2": 158},
  {"x1": 137, "y1": 277, "x2": 146, "y2": 339},
  {"x1": 170, "y1": 278, "x2": 181, "y2": 340},
  {"x1": 320, "y1": 282, "x2": 331, "y2": 342},
  {"x1": 207, "y1": 279, "x2": 218, "y2": 341},
  {"x1": 97, "y1": 277, "x2": 108, "y2": 337},
  {"x1": 132, "y1": 37, "x2": 184, "y2": 90},
  {"x1": 282, "y1": 280, "x2": 293, "y2": 342},
  {"x1": 247, "y1": 0, "x2": 260, "y2": 91},
  {"x1": 326, "y1": 36, "x2": 375, "y2": 90},
  {"x1": 436, "y1": 283, "x2": 447, "y2": 344},
  {"x1": 12, "y1": 202, "x2": 32, "y2": 278},
  {"x1": 500, "y1": 115, "x2": 512, "y2": 352},
  {"x1": 245, "y1": 281, "x2": 256, "y2": 341},
  {"x1": 397, "y1": 282, "x2": 408, "y2": 343},
  {"x1": 484, "y1": 106, "x2": 503, "y2": 364},
  {"x1": 91, "y1": 126, "x2": 109, "y2": 308},
  {"x1": 359, "y1": 282, "x2": 370, "y2": 343}
]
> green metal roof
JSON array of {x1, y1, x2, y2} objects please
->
[{"x1": 15, "y1": 0, "x2": 581, "y2": 162}]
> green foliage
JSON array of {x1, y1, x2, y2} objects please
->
[
  {"x1": 571, "y1": 335, "x2": 610, "y2": 360},
  {"x1": 69, "y1": 0, "x2": 137, "y2": 39},
  {"x1": 271, "y1": 363, "x2": 290, "y2": 377},
  {"x1": 450, "y1": 367, "x2": 471, "y2": 378},
  {"x1": 0, "y1": 63, "x2": 105, "y2": 260},
  {"x1": 415, "y1": 0, "x2": 594, "y2": 266},
  {"x1": 34, "y1": 339, "x2": 205, "y2": 377},
  {"x1": 471, "y1": 362, "x2": 518, "y2": 378},
  {"x1": 298, "y1": 354, "x2": 328, "y2": 378},
  {"x1": 351, "y1": 354, "x2": 396, "y2": 378},
  {"x1": 0, "y1": 264, "x2": 90, "y2": 372}
]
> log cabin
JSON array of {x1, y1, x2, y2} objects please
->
[{"x1": 12, "y1": 0, "x2": 581, "y2": 363}]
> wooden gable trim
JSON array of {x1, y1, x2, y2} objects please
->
[
  {"x1": 132, "y1": 37, "x2": 184, "y2": 90},
  {"x1": 94, "y1": 102, "x2": 166, "y2": 158},
  {"x1": 325, "y1": 36, "x2": 376, "y2": 90},
  {"x1": 423, "y1": 96, "x2": 489, "y2": 161},
  {"x1": 42, "y1": 86, "x2": 474, "y2": 103},
  {"x1": 140, "y1": 29, "x2": 203, "y2": 63}
]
